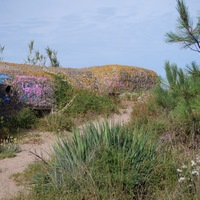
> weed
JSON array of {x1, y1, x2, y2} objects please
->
[
  {"x1": 119, "y1": 91, "x2": 143, "y2": 101},
  {"x1": 12, "y1": 161, "x2": 48, "y2": 186},
  {"x1": 0, "y1": 136, "x2": 21, "y2": 159}
]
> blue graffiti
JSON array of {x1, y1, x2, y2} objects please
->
[
  {"x1": 0, "y1": 74, "x2": 13, "y2": 104},
  {"x1": 2, "y1": 95, "x2": 11, "y2": 104},
  {"x1": 0, "y1": 74, "x2": 13, "y2": 84}
]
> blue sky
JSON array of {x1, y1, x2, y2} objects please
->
[{"x1": 0, "y1": 0, "x2": 199, "y2": 77}]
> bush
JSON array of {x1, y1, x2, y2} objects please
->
[
  {"x1": 54, "y1": 74, "x2": 116, "y2": 116},
  {"x1": 14, "y1": 107, "x2": 37, "y2": 129},
  {"x1": 0, "y1": 107, "x2": 37, "y2": 139}
]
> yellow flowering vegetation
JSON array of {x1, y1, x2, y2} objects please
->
[{"x1": 0, "y1": 62, "x2": 157, "y2": 95}]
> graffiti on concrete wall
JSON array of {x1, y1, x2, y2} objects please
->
[
  {"x1": 14, "y1": 75, "x2": 54, "y2": 108},
  {"x1": 0, "y1": 74, "x2": 13, "y2": 84},
  {"x1": 0, "y1": 73, "x2": 54, "y2": 116},
  {"x1": 0, "y1": 74, "x2": 13, "y2": 104}
]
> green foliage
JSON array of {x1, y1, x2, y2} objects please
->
[
  {"x1": 46, "y1": 47, "x2": 60, "y2": 67},
  {"x1": 0, "y1": 143, "x2": 21, "y2": 159},
  {"x1": 0, "y1": 107, "x2": 38, "y2": 139},
  {"x1": 25, "y1": 40, "x2": 60, "y2": 67},
  {"x1": 119, "y1": 91, "x2": 143, "y2": 101},
  {"x1": 14, "y1": 107, "x2": 38, "y2": 129},
  {"x1": 40, "y1": 113, "x2": 74, "y2": 132},
  {"x1": 53, "y1": 74, "x2": 73, "y2": 109},
  {"x1": 0, "y1": 45, "x2": 5, "y2": 61},
  {"x1": 25, "y1": 123, "x2": 177, "y2": 199},
  {"x1": 25, "y1": 40, "x2": 46, "y2": 66},
  {"x1": 40, "y1": 74, "x2": 117, "y2": 132},
  {"x1": 0, "y1": 136, "x2": 21, "y2": 159},
  {"x1": 12, "y1": 161, "x2": 48, "y2": 186},
  {"x1": 54, "y1": 74, "x2": 117, "y2": 116},
  {"x1": 165, "y1": 0, "x2": 200, "y2": 53},
  {"x1": 153, "y1": 61, "x2": 200, "y2": 134}
]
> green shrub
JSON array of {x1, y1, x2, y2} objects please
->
[
  {"x1": 38, "y1": 74, "x2": 117, "y2": 133},
  {"x1": 14, "y1": 107, "x2": 37, "y2": 129},
  {"x1": 0, "y1": 107, "x2": 37, "y2": 139},
  {"x1": 54, "y1": 74, "x2": 116, "y2": 116}
]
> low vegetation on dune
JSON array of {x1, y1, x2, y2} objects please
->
[
  {"x1": 39, "y1": 73, "x2": 118, "y2": 133},
  {"x1": 12, "y1": 62, "x2": 200, "y2": 200},
  {"x1": 0, "y1": 0, "x2": 200, "y2": 199}
]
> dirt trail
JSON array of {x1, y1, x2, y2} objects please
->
[{"x1": 0, "y1": 101, "x2": 133, "y2": 200}]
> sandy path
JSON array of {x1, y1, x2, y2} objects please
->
[
  {"x1": 0, "y1": 101, "x2": 133, "y2": 200},
  {"x1": 0, "y1": 132, "x2": 57, "y2": 200}
]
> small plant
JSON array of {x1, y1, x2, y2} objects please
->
[
  {"x1": 25, "y1": 40, "x2": 46, "y2": 66},
  {"x1": 0, "y1": 45, "x2": 5, "y2": 61},
  {"x1": 119, "y1": 91, "x2": 143, "y2": 101},
  {"x1": 174, "y1": 154, "x2": 200, "y2": 199},
  {"x1": 40, "y1": 112, "x2": 74, "y2": 132},
  {"x1": 25, "y1": 40, "x2": 60, "y2": 67},
  {"x1": 0, "y1": 135, "x2": 21, "y2": 159},
  {"x1": 12, "y1": 161, "x2": 48, "y2": 186},
  {"x1": 0, "y1": 107, "x2": 38, "y2": 139},
  {"x1": 46, "y1": 47, "x2": 60, "y2": 67}
]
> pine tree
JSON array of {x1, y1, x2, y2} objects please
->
[
  {"x1": 153, "y1": 62, "x2": 200, "y2": 134},
  {"x1": 153, "y1": 0, "x2": 200, "y2": 135},
  {"x1": 165, "y1": 0, "x2": 200, "y2": 53}
]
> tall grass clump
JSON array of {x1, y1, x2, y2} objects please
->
[
  {"x1": 0, "y1": 135, "x2": 21, "y2": 159},
  {"x1": 27, "y1": 122, "x2": 177, "y2": 199}
]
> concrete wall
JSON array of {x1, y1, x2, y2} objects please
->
[{"x1": 0, "y1": 62, "x2": 157, "y2": 117}]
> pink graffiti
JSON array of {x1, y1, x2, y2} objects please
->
[{"x1": 14, "y1": 75, "x2": 53, "y2": 106}]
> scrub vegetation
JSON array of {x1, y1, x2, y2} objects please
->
[
  {"x1": 13, "y1": 61, "x2": 200, "y2": 199},
  {"x1": 38, "y1": 72, "x2": 117, "y2": 133},
  {"x1": 1, "y1": 0, "x2": 200, "y2": 199}
]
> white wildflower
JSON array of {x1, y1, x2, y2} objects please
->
[
  {"x1": 177, "y1": 169, "x2": 183, "y2": 173},
  {"x1": 192, "y1": 170, "x2": 199, "y2": 176},
  {"x1": 178, "y1": 177, "x2": 186, "y2": 183},
  {"x1": 191, "y1": 160, "x2": 196, "y2": 166},
  {"x1": 196, "y1": 155, "x2": 200, "y2": 163},
  {"x1": 181, "y1": 165, "x2": 187, "y2": 169}
]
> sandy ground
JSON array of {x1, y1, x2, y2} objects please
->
[{"x1": 0, "y1": 101, "x2": 133, "y2": 200}]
